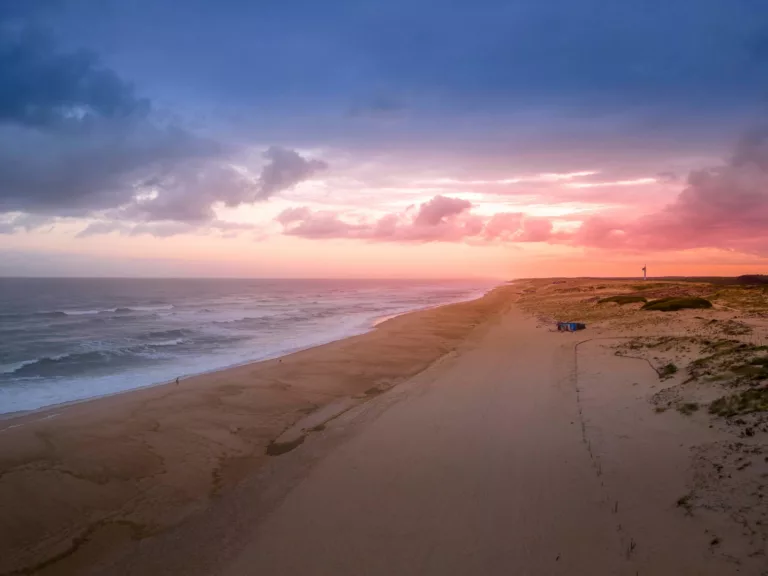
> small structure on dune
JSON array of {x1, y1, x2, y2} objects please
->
[
  {"x1": 642, "y1": 264, "x2": 647, "y2": 281},
  {"x1": 557, "y1": 321, "x2": 586, "y2": 332}
]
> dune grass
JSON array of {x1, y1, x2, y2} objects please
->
[
  {"x1": 709, "y1": 287, "x2": 768, "y2": 311},
  {"x1": 731, "y1": 361, "x2": 768, "y2": 381},
  {"x1": 686, "y1": 342, "x2": 768, "y2": 386},
  {"x1": 659, "y1": 362, "x2": 679, "y2": 378},
  {"x1": 709, "y1": 388, "x2": 768, "y2": 417},
  {"x1": 631, "y1": 283, "x2": 672, "y2": 291},
  {"x1": 598, "y1": 295, "x2": 648, "y2": 305},
  {"x1": 677, "y1": 402, "x2": 700, "y2": 416},
  {"x1": 642, "y1": 297, "x2": 713, "y2": 312}
]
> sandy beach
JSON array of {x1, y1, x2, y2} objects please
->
[
  {"x1": 2, "y1": 279, "x2": 768, "y2": 575},
  {"x1": 0, "y1": 285, "x2": 514, "y2": 575}
]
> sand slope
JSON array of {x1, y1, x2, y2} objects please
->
[
  {"x1": 2, "y1": 278, "x2": 766, "y2": 574},
  {"x1": 0, "y1": 287, "x2": 513, "y2": 575},
  {"x1": 218, "y1": 307, "x2": 743, "y2": 575}
]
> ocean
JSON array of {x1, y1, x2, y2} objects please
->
[{"x1": 0, "y1": 278, "x2": 495, "y2": 414}]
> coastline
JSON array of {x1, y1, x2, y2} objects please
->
[
  {"x1": 4, "y1": 277, "x2": 762, "y2": 575},
  {"x1": 0, "y1": 285, "x2": 497, "y2": 418},
  {"x1": 0, "y1": 284, "x2": 515, "y2": 575},
  {"x1": 216, "y1": 277, "x2": 768, "y2": 576}
]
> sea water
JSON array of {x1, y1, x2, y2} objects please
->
[{"x1": 0, "y1": 278, "x2": 494, "y2": 413}]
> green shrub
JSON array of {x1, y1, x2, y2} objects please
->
[
  {"x1": 659, "y1": 363, "x2": 678, "y2": 378},
  {"x1": 676, "y1": 493, "x2": 694, "y2": 515},
  {"x1": 598, "y1": 295, "x2": 648, "y2": 305},
  {"x1": 631, "y1": 283, "x2": 670, "y2": 291},
  {"x1": 709, "y1": 388, "x2": 768, "y2": 417},
  {"x1": 642, "y1": 297, "x2": 713, "y2": 312},
  {"x1": 732, "y1": 364, "x2": 768, "y2": 379},
  {"x1": 677, "y1": 402, "x2": 700, "y2": 415}
]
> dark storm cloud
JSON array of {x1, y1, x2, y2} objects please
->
[
  {"x1": 103, "y1": 147, "x2": 326, "y2": 224},
  {"x1": 0, "y1": 121, "x2": 220, "y2": 215},
  {"x1": 256, "y1": 147, "x2": 328, "y2": 201},
  {"x1": 0, "y1": 26, "x2": 149, "y2": 129},
  {"x1": 31, "y1": 0, "x2": 766, "y2": 178},
  {"x1": 0, "y1": 6, "x2": 221, "y2": 220},
  {"x1": 5, "y1": 0, "x2": 768, "y2": 244},
  {"x1": 54, "y1": 0, "x2": 768, "y2": 112},
  {"x1": 115, "y1": 162, "x2": 257, "y2": 223},
  {"x1": 0, "y1": 6, "x2": 328, "y2": 236},
  {"x1": 0, "y1": 212, "x2": 55, "y2": 235}
]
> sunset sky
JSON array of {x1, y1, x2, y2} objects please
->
[{"x1": 2, "y1": 0, "x2": 768, "y2": 278}]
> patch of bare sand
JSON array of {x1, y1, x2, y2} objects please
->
[
  {"x1": 218, "y1": 306, "x2": 632, "y2": 576},
  {"x1": 518, "y1": 277, "x2": 768, "y2": 572},
  {"x1": 0, "y1": 285, "x2": 514, "y2": 576},
  {"x1": 576, "y1": 339, "x2": 766, "y2": 573},
  {"x1": 213, "y1": 283, "x2": 766, "y2": 576}
]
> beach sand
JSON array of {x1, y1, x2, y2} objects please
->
[
  {"x1": 2, "y1": 278, "x2": 767, "y2": 575},
  {"x1": 0, "y1": 285, "x2": 514, "y2": 575}
]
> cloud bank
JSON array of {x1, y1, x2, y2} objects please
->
[
  {"x1": 275, "y1": 130, "x2": 768, "y2": 257},
  {"x1": 277, "y1": 195, "x2": 543, "y2": 244},
  {"x1": 564, "y1": 129, "x2": 768, "y2": 255},
  {"x1": 0, "y1": 10, "x2": 327, "y2": 236}
]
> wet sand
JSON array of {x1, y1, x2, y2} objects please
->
[{"x1": 2, "y1": 278, "x2": 766, "y2": 575}]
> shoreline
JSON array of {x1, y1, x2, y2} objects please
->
[
  {"x1": 2, "y1": 277, "x2": 766, "y2": 574},
  {"x1": 0, "y1": 285, "x2": 497, "y2": 421},
  {"x1": 0, "y1": 284, "x2": 516, "y2": 574},
  {"x1": 216, "y1": 277, "x2": 768, "y2": 575}
]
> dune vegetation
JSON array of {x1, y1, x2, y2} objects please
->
[
  {"x1": 642, "y1": 297, "x2": 713, "y2": 312},
  {"x1": 709, "y1": 388, "x2": 768, "y2": 417},
  {"x1": 598, "y1": 295, "x2": 648, "y2": 305}
]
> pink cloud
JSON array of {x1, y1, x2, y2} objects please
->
[
  {"x1": 556, "y1": 133, "x2": 768, "y2": 255},
  {"x1": 277, "y1": 211, "x2": 366, "y2": 239},
  {"x1": 413, "y1": 195, "x2": 471, "y2": 226},
  {"x1": 277, "y1": 195, "x2": 550, "y2": 244},
  {"x1": 275, "y1": 206, "x2": 312, "y2": 225},
  {"x1": 277, "y1": 194, "x2": 484, "y2": 243},
  {"x1": 483, "y1": 212, "x2": 524, "y2": 240},
  {"x1": 399, "y1": 171, "x2": 672, "y2": 214},
  {"x1": 416, "y1": 171, "x2": 598, "y2": 186},
  {"x1": 565, "y1": 178, "x2": 657, "y2": 189},
  {"x1": 518, "y1": 217, "x2": 554, "y2": 242},
  {"x1": 276, "y1": 130, "x2": 768, "y2": 256}
]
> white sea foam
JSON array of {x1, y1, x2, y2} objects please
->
[{"x1": 0, "y1": 279, "x2": 496, "y2": 413}]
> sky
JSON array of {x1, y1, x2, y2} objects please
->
[{"x1": 2, "y1": 0, "x2": 768, "y2": 279}]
